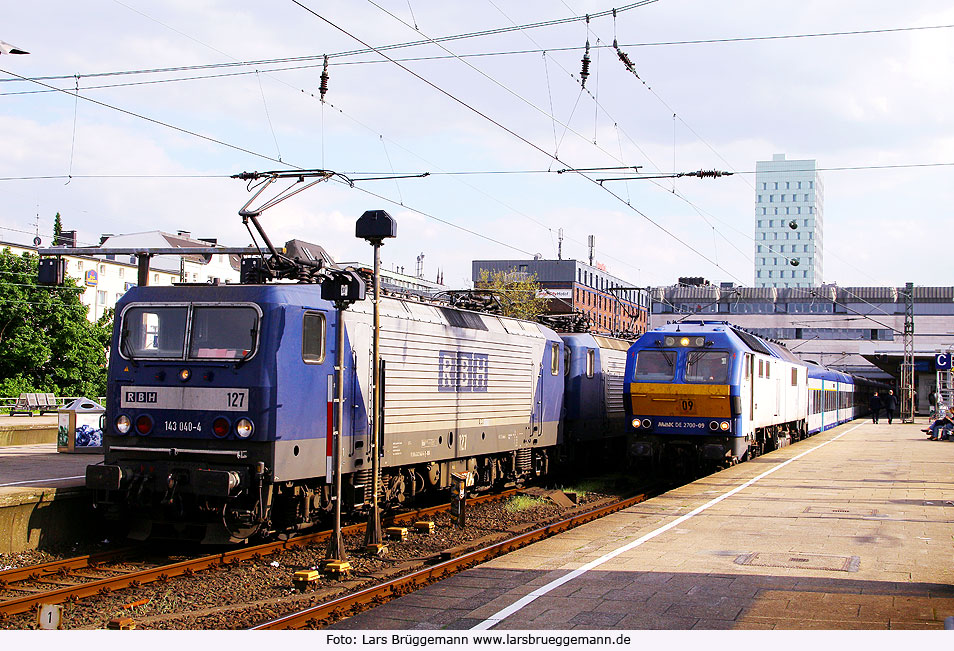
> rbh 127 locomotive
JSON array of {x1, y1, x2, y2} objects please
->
[
  {"x1": 624, "y1": 321, "x2": 878, "y2": 466},
  {"x1": 85, "y1": 263, "x2": 631, "y2": 544}
]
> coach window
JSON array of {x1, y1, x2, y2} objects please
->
[
  {"x1": 302, "y1": 312, "x2": 326, "y2": 364},
  {"x1": 586, "y1": 349, "x2": 595, "y2": 378},
  {"x1": 758, "y1": 359, "x2": 764, "y2": 377},
  {"x1": 791, "y1": 368, "x2": 798, "y2": 386},
  {"x1": 551, "y1": 343, "x2": 560, "y2": 375},
  {"x1": 686, "y1": 351, "x2": 729, "y2": 384},
  {"x1": 634, "y1": 350, "x2": 675, "y2": 382}
]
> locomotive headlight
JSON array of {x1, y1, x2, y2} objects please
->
[
  {"x1": 709, "y1": 421, "x2": 719, "y2": 431},
  {"x1": 695, "y1": 337, "x2": 705, "y2": 346},
  {"x1": 115, "y1": 415, "x2": 131, "y2": 434},
  {"x1": 235, "y1": 418, "x2": 254, "y2": 438},
  {"x1": 632, "y1": 418, "x2": 641, "y2": 429},
  {"x1": 178, "y1": 368, "x2": 191, "y2": 382},
  {"x1": 641, "y1": 418, "x2": 652, "y2": 429},
  {"x1": 665, "y1": 337, "x2": 675, "y2": 346},
  {"x1": 680, "y1": 337, "x2": 690, "y2": 346},
  {"x1": 720, "y1": 421, "x2": 730, "y2": 431}
]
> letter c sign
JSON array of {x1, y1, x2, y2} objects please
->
[{"x1": 937, "y1": 353, "x2": 951, "y2": 370}]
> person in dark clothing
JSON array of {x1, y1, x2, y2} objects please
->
[
  {"x1": 883, "y1": 389, "x2": 897, "y2": 424},
  {"x1": 869, "y1": 392, "x2": 882, "y2": 424},
  {"x1": 922, "y1": 411, "x2": 954, "y2": 440}
]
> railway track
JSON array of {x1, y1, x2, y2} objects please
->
[
  {"x1": 251, "y1": 487, "x2": 658, "y2": 630},
  {"x1": 0, "y1": 489, "x2": 519, "y2": 620}
]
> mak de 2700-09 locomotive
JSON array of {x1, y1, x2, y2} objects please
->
[
  {"x1": 86, "y1": 278, "x2": 631, "y2": 544},
  {"x1": 624, "y1": 320, "x2": 880, "y2": 466}
]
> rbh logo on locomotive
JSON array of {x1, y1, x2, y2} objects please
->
[
  {"x1": 124, "y1": 390, "x2": 158, "y2": 404},
  {"x1": 438, "y1": 350, "x2": 489, "y2": 393}
]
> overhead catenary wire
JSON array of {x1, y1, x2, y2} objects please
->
[
  {"x1": 4, "y1": 8, "x2": 944, "y2": 289},
  {"x1": 0, "y1": 76, "x2": 539, "y2": 260},
  {"x1": 3, "y1": 21, "x2": 949, "y2": 89},
  {"x1": 0, "y1": 5, "x2": 932, "y2": 289},
  {"x1": 321, "y1": 1, "x2": 745, "y2": 285}
]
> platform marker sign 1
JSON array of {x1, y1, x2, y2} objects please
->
[
  {"x1": 37, "y1": 604, "x2": 63, "y2": 629},
  {"x1": 937, "y1": 353, "x2": 952, "y2": 370}
]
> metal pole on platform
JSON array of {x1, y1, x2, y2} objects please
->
[
  {"x1": 325, "y1": 305, "x2": 348, "y2": 562},
  {"x1": 365, "y1": 239, "x2": 384, "y2": 548},
  {"x1": 355, "y1": 210, "x2": 396, "y2": 552},
  {"x1": 901, "y1": 282, "x2": 916, "y2": 423}
]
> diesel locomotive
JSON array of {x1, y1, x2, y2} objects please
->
[{"x1": 624, "y1": 321, "x2": 879, "y2": 466}]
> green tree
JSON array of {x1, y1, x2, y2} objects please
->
[
  {"x1": 475, "y1": 268, "x2": 549, "y2": 321},
  {"x1": 0, "y1": 248, "x2": 112, "y2": 399},
  {"x1": 53, "y1": 212, "x2": 62, "y2": 244}
]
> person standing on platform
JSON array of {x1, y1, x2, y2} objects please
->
[
  {"x1": 883, "y1": 389, "x2": 897, "y2": 424},
  {"x1": 869, "y1": 391, "x2": 882, "y2": 424}
]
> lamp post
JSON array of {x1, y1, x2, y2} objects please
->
[{"x1": 355, "y1": 210, "x2": 396, "y2": 551}]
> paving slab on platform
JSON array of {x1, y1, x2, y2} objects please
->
[{"x1": 331, "y1": 421, "x2": 954, "y2": 630}]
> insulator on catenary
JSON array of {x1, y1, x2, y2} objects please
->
[
  {"x1": 580, "y1": 42, "x2": 591, "y2": 88},
  {"x1": 613, "y1": 39, "x2": 638, "y2": 77},
  {"x1": 693, "y1": 169, "x2": 732, "y2": 178},
  {"x1": 319, "y1": 55, "x2": 330, "y2": 102}
]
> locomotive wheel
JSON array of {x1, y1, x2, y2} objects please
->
[{"x1": 223, "y1": 501, "x2": 263, "y2": 542}]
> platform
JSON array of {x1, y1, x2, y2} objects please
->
[
  {"x1": 0, "y1": 414, "x2": 57, "y2": 447},
  {"x1": 0, "y1": 434, "x2": 100, "y2": 553},
  {"x1": 330, "y1": 420, "x2": 954, "y2": 630}
]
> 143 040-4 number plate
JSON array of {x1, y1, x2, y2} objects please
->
[{"x1": 164, "y1": 420, "x2": 202, "y2": 432}]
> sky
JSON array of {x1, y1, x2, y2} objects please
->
[{"x1": 1, "y1": 0, "x2": 953, "y2": 290}]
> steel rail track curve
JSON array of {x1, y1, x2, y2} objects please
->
[
  {"x1": 0, "y1": 489, "x2": 519, "y2": 619},
  {"x1": 250, "y1": 489, "x2": 656, "y2": 630}
]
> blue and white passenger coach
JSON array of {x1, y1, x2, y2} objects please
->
[
  {"x1": 624, "y1": 321, "x2": 812, "y2": 465},
  {"x1": 87, "y1": 282, "x2": 566, "y2": 543}
]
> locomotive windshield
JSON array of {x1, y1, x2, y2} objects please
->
[
  {"x1": 121, "y1": 304, "x2": 259, "y2": 361},
  {"x1": 188, "y1": 306, "x2": 258, "y2": 360},
  {"x1": 685, "y1": 350, "x2": 730, "y2": 383},
  {"x1": 121, "y1": 306, "x2": 187, "y2": 358},
  {"x1": 634, "y1": 350, "x2": 676, "y2": 381}
]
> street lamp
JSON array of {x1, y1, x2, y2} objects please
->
[{"x1": 355, "y1": 210, "x2": 396, "y2": 551}]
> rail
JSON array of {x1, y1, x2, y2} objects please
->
[
  {"x1": 251, "y1": 488, "x2": 657, "y2": 630},
  {"x1": 0, "y1": 490, "x2": 518, "y2": 618}
]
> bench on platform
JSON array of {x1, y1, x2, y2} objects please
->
[{"x1": 9, "y1": 393, "x2": 58, "y2": 416}]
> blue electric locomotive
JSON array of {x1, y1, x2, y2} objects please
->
[
  {"x1": 561, "y1": 334, "x2": 630, "y2": 457},
  {"x1": 87, "y1": 282, "x2": 568, "y2": 543}
]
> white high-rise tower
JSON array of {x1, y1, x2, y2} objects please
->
[{"x1": 754, "y1": 154, "x2": 824, "y2": 288}]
